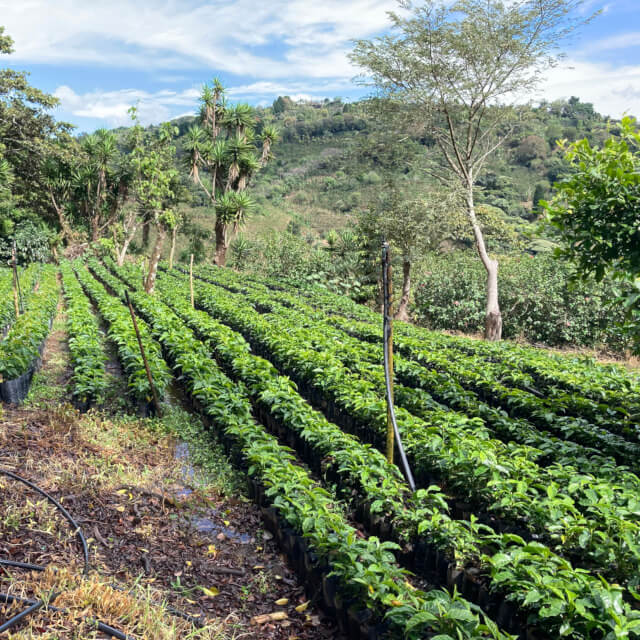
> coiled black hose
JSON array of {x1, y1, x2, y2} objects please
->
[
  {"x1": 0, "y1": 468, "x2": 89, "y2": 575},
  {"x1": 0, "y1": 469, "x2": 205, "y2": 633}
]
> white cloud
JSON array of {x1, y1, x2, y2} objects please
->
[
  {"x1": 536, "y1": 58, "x2": 640, "y2": 118},
  {"x1": 227, "y1": 80, "x2": 351, "y2": 98},
  {"x1": 578, "y1": 31, "x2": 640, "y2": 54},
  {"x1": 6, "y1": 0, "x2": 639, "y2": 127},
  {"x1": 0, "y1": 0, "x2": 397, "y2": 79},
  {"x1": 54, "y1": 85, "x2": 200, "y2": 126}
]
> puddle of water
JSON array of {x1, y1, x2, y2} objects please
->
[
  {"x1": 173, "y1": 442, "x2": 251, "y2": 544},
  {"x1": 174, "y1": 442, "x2": 196, "y2": 482},
  {"x1": 193, "y1": 517, "x2": 252, "y2": 544}
]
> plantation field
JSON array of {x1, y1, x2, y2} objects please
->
[{"x1": 2, "y1": 259, "x2": 640, "y2": 640}]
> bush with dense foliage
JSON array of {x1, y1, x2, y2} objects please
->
[
  {"x1": 413, "y1": 252, "x2": 630, "y2": 351},
  {"x1": 228, "y1": 230, "x2": 371, "y2": 300}
]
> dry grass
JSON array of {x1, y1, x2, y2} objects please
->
[
  {"x1": 0, "y1": 404, "x2": 237, "y2": 639},
  {"x1": 4, "y1": 567, "x2": 231, "y2": 639}
]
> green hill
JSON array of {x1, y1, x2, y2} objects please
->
[{"x1": 162, "y1": 95, "x2": 618, "y2": 261}]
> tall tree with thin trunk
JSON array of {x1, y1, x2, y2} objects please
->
[
  {"x1": 351, "y1": 0, "x2": 592, "y2": 340},
  {"x1": 184, "y1": 79, "x2": 277, "y2": 265},
  {"x1": 128, "y1": 109, "x2": 180, "y2": 293}
]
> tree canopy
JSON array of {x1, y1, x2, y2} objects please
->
[{"x1": 544, "y1": 116, "x2": 640, "y2": 350}]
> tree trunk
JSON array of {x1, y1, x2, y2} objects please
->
[
  {"x1": 91, "y1": 213, "x2": 100, "y2": 243},
  {"x1": 169, "y1": 226, "x2": 178, "y2": 269},
  {"x1": 115, "y1": 214, "x2": 140, "y2": 267},
  {"x1": 465, "y1": 180, "x2": 502, "y2": 340},
  {"x1": 145, "y1": 225, "x2": 166, "y2": 294},
  {"x1": 117, "y1": 236, "x2": 133, "y2": 267},
  {"x1": 50, "y1": 192, "x2": 73, "y2": 246},
  {"x1": 213, "y1": 220, "x2": 228, "y2": 266},
  {"x1": 142, "y1": 219, "x2": 150, "y2": 249},
  {"x1": 484, "y1": 257, "x2": 502, "y2": 340},
  {"x1": 394, "y1": 258, "x2": 411, "y2": 322}
]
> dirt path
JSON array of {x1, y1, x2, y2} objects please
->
[{"x1": 0, "y1": 306, "x2": 340, "y2": 639}]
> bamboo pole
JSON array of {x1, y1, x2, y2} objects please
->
[
  {"x1": 190, "y1": 254, "x2": 194, "y2": 309},
  {"x1": 11, "y1": 242, "x2": 20, "y2": 318},
  {"x1": 381, "y1": 240, "x2": 415, "y2": 490},
  {"x1": 124, "y1": 290, "x2": 161, "y2": 417}
]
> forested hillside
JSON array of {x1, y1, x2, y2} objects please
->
[{"x1": 162, "y1": 95, "x2": 615, "y2": 259}]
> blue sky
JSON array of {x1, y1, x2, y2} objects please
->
[{"x1": 1, "y1": 0, "x2": 638, "y2": 132}]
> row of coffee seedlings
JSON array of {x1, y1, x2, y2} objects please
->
[
  {"x1": 60, "y1": 262, "x2": 109, "y2": 408},
  {"x1": 184, "y1": 261, "x2": 640, "y2": 407},
  {"x1": 74, "y1": 263, "x2": 171, "y2": 411},
  {"x1": 99, "y1": 265, "x2": 512, "y2": 640},
  {"x1": 107, "y1": 259, "x2": 640, "y2": 640},
  {"x1": 0, "y1": 265, "x2": 58, "y2": 402}
]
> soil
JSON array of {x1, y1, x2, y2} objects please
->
[{"x1": 0, "y1": 308, "x2": 342, "y2": 639}]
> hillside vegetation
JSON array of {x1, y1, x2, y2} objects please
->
[{"x1": 162, "y1": 95, "x2": 613, "y2": 258}]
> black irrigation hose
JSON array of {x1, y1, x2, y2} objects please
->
[
  {"x1": 0, "y1": 469, "x2": 205, "y2": 631},
  {"x1": 0, "y1": 468, "x2": 90, "y2": 576},
  {"x1": 0, "y1": 592, "x2": 136, "y2": 639},
  {"x1": 381, "y1": 241, "x2": 416, "y2": 491},
  {"x1": 0, "y1": 595, "x2": 49, "y2": 634},
  {"x1": 0, "y1": 559, "x2": 45, "y2": 571}
]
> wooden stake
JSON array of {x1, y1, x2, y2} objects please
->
[
  {"x1": 190, "y1": 254, "x2": 194, "y2": 309},
  {"x1": 11, "y1": 242, "x2": 20, "y2": 318},
  {"x1": 124, "y1": 290, "x2": 161, "y2": 417},
  {"x1": 169, "y1": 226, "x2": 177, "y2": 270}
]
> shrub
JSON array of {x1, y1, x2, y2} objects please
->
[{"x1": 413, "y1": 252, "x2": 630, "y2": 351}]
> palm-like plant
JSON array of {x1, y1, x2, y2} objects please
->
[
  {"x1": 184, "y1": 124, "x2": 206, "y2": 183},
  {"x1": 200, "y1": 78, "x2": 225, "y2": 136},
  {"x1": 225, "y1": 134, "x2": 254, "y2": 190},
  {"x1": 224, "y1": 103, "x2": 255, "y2": 137},
  {"x1": 215, "y1": 191, "x2": 255, "y2": 231},
  {"x1": 230, "y1": 192, "x2": 254, "y2": 232},
  {"x1": 189, "y1": 79, "x2": 275, "y2": 265},
  {"x1": 81, "y1": 129, "x2": 119, "y2": 240},
  {"x1": 259, "y1": 125, "x2": 279, "y2": 165},
  {"x1": 237, "y1": 154, "x2": 260, "y2": 192},
  {"x1": 208, "y1": 139, "x2": 228, "y2": 193}
]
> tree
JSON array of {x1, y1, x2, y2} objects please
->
[
  {"x1": 544, "y1": 116, "x2": 640, "y2": 350},
  {"x1": 272, "y1": 96, "x2": 287, "y2": 115},
  {"x1": 515, "y1": 135, "x2": 549, "y2": 165},
  {"x1": 0, "y1": 26, "x2": 74, "y2": 233},
  {"x1": 42, "y1": 137, "x2": 81, "y2": 246},
  {"x1": 350, "y1": 0, "x2": 591, "y2": 340},
  {"x1": 358, "y1": 182, "x2": 456, "y2": 321},
  {"x1": 185, "y1": 79, "x2": 277, "y2": 265},
  {"x1": 126, "y1": 111, "x2": 180, "y2": 292},
  {"x1": 74, "y1": 129, "x2": 128, "y2": 242}
]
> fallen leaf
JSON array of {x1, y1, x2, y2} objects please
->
[
  {"x1": 275, "y1": 598, "x2": 288, "y2": 605},
  {"x1": 295, "y1": 601, "x2": 310, "y2": 613},
  {"x1": 200, "y1": 586, "x2": 220, "y2": 597},
  {"x1": 251, "y1": 611, "x2": 287, "y2": 625}
]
